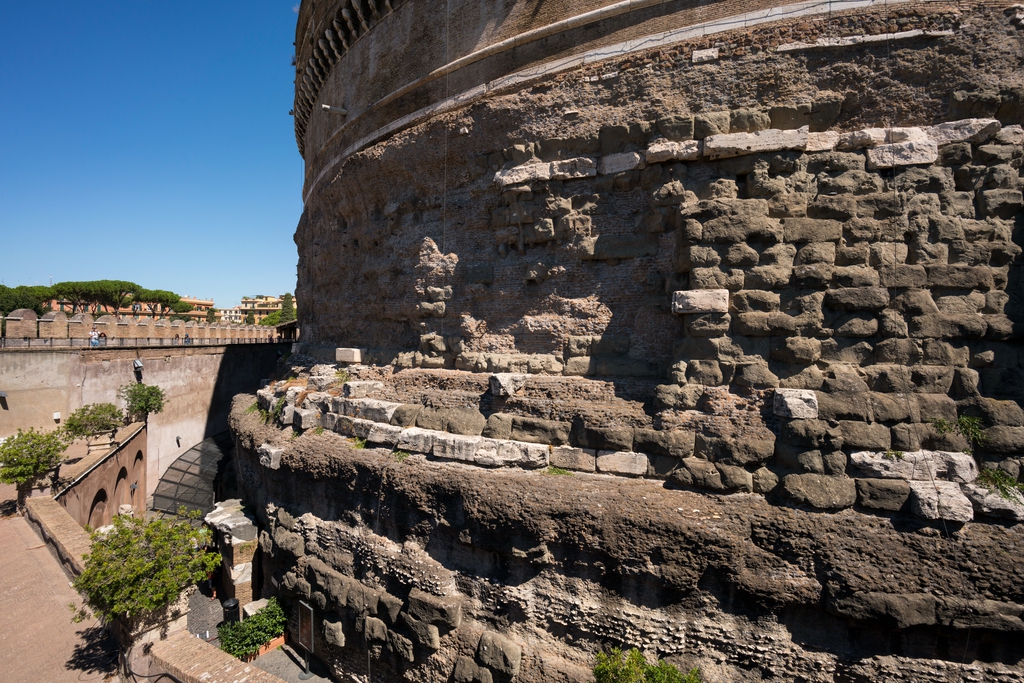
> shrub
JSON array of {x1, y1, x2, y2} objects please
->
[
  {"x1": 931, "y1": 416, "x2": 986, "y2": 455},
  {"x1": 977, "y1": 467, "x2": 1024, "y2": 503},
  {"x1": 545, "y1": 466, "x2": 573, "y2": 475},
  {"x1": 219, "y1": 598, "x2": 288, "y2": 658},
  {"x1": 63, "y1": 403, "x2": 124, "y2": 441},
  {"x1": 118, "y1": 383, "x2": 166, "y2": 423},
  {"x1": 0, "y1": 428, "x2": 70, "y2": 510},
  {"x1": 72, "y1": 507, "x2": 220, "y2": 628},
  {"x1": 594, "y1": 648, "x2": 700, "y2": 683}
]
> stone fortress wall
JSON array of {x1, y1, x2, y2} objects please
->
[
  {"x1": 1, "y1": 309, "x2": 274, "y2": 345},
  {"x1": 257, "y1": 0, "x2": 1024, "y2": 680}
]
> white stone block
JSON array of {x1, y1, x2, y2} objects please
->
[
  {"x1": 368, "y1": 422, "x2": 403, "y2": 446},
  {"x1": 495, "y1": 162, "x2": 551, "y2": 188},
  {"x1": 995, "y1": 125, "x2": 1024, "y2": 145},
  {"x1": 703, "y1": 127, "x2": 808, "y2": 159},
  {"x1": 692, "y1": 47, "x2": 719, "y2": 63},
  {"x1": 773, "y1": 389, "x2": 819, "y2": 419},
  {"x1": 336, "y1": 347, "x2": 364, "y2": 363},
  {"x1": 243, "y1": 598, "x2": 269, "y2": 620},
  {"x1": 258, "y1": 443, "x2": 284, "y2": 470},
  {"x1": 925, "y1": 118, "x2": 1001, "y2": 145},
  {"x1": 353, "y1": 399, "x2": 400, "y2": 423},
  {"x1": 865, "y1": 141, "x2": 938, "y2": 170},
  {"x1": 496, "y1": 440, "x2": 549, "y2": 468},
  {"x1": 398, "y1": 427, "x2": 435, "y2": 454},
  {"x1": 471, "y1": 438, "x2": 504, "y2": 467},
  {"x1": 320, "y1": 413, "x2": 339, "y2": 431},
  {"x1": 836, "y1": 128, "x2": 888, "y2": 150},
  {"x1": 490, "y1": 373, "x2": 528, "y2": 397},
  {"x1": 671, "y1": 289, "x2": 729, "y2": 314},
  {"x1": 230, "y1": 562, "x2": 253, "y2": 585},
  {"x1": 886, "y1": 127, "x2": 930, "y2": 144},
  {"x1": 351, "y1": 419, "x2": 375, "y2": 440},
  {"x1": 850, "y1": 450, "x2": 978, "y2": 483},
  {"x1": 295, "y1": 408, "x2": 319, "y2": 429},
  {"x1": 281, "y1": 405, "x2": 295, "y2": 425},
  {"x1": 432, "y1": 434, "x2": 481, "y2": 462},
  {"x1": 961, "y1": 483, "x2": 1024, "y2": 522},
  {"x1": 806, "y1": 131, "x2": 839, "y2": 152},
  {"x1": 908, "y1": 481, "x2": 973, "y2": 523},
  {"x1": 551, "y1": 446, "x2": 597, "y2": 472},
  {"x1": 550, "y1": 157, "x2": 597, "y2": 180},
  {"x1": 343, "y1": 381, "x2": 384, "y2": 398},
  {"x1": 596, "y1": 451, "x2": 648, "y2": 476},
  {"x1": 645, "y1": 140, "x2": 702, "y2": 163},
  {"x1": 599, "y1": 152, "x2": 644, "y2": 175}
]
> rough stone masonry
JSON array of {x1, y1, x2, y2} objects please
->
[{"x1": 236, "y1": 0, "x2": 1024, "y2": 680}]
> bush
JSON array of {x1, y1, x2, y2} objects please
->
[
  {"x1": 72, "y1": 507, "x2": 220, "y2": 627},
  {"x1": 63, "y1": 403, "x2": 124, "y2": 441},
  {"x1": 594, "y1": 648, "x2": 701, "y2": 683},
  {"x1": 219, "y1": 598, "x2": 288, "y2": 658},
  {"x1": 119, "y1": 383, "x2": 166, "y2": 422},
  {"x1": 978, "y1": 467, "x2": 1024, "y2": 503},
  {"x1": 0, "y1": 428, "x2": 70, "y2": 509}
]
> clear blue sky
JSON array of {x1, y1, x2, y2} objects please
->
[{"x1": 0, "y1": 2, "x2": 303, "y2": 310}]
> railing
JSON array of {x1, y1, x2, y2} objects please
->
[{"x1": 0, "y1": 337, "x2": 286, "y2": 349}]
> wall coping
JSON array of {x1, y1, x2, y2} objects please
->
[
  {"x1": 148, "y1": 632, "x2": 289, "y2": 683},
  {"x1": 23, "y1": 496, "x2": 90, "y2": 576},
  {"x1": 55, "y1": 422, "x2": 146, "y2": 500}
]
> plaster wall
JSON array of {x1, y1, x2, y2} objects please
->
[{"x1": 0, "y1": 345, "x2": 288, "y2": 494}]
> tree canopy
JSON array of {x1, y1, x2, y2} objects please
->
[
  {"x1": 245, "y1": 310, "x2": 256, "y2": 325},
  {"x1": 72, "y1": 508, "x2": 221, "y2": 625},
  {"x1": 206, "y1": 308, "x2": 217, "y2": 323},
  {"x1": 63, "y1": 403, "x2": 124, "y2": 441},
  {"x1": 119, "y1": 383, "x2": 166, "y2": 423},
  {"x1": 0, "y1": 428, "x2": 70, "y2": 509},
  {"x1": 0, "y1": 284, "x2": 54, "y2": 316},
  {"x1": 280, "y1": 293, "x2": 295, "y2": 323},
  {"x1": 259, "y1": 310, "x2": 282, "y2": 326}
]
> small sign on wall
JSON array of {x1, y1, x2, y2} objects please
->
[{"x1": 298, "y1": 600, "x2": 314, "y2": 652}]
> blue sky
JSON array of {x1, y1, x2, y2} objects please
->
[{"x1": 0, "y1": 2, "x2": 303, "y2": 310}]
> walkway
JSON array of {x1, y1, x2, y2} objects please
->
[{"x1": 0, "y1": 484, "x2": 118, "y2": 682}]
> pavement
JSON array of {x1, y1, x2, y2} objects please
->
[
  {"x1": 252, "y1": 643, "x2": 336, "y2": 683},
  {"x1": 0, "y1": 484, "x2": 118, "y2": 682}
]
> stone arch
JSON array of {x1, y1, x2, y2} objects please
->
[
  {"x1": 88, "y1": 489, "x2": 108, "y2": 529},
  {"x1": 132, "y1": 451, "x2": 144, "y2": 503},
  {"x1": 114, "y1": 467, "x2": 130, "y2": 511}
]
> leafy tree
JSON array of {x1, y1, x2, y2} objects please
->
[
  {"x1": 0, "y1": 428, "x2": 70, "y2": 510},
  {"x1": 206, "y1": 307, "x2": 217, "y2": 323},
  {"x1": 71, "y1": 507, "x2": 221, "y2": 627},
  {"x1": 594, "y1": 648, "x2": 700, "y2": 683},
  {"x1": 245, "y1": 311, "x2": 256, "y2": 325},
  {"x1": 0, "y1": 284, "x2": 54, "y2": 316},
  {"x1": 218, "y1": 598, "x2": 288, "y2": 658},
  {"x1": 133, "y1": 288, "x2": 182, "y2": 317},
  {"x1": 63, "y1": 403, "x2": 124, "y2": 444},
  {"x1": 119, "y1": 383, "x2": 166, "y2": 423},
  {"x1": 280, "y1": 293, "x2": 295, "y2": 323},
  {"x1": 53, "y1": 281, "x2": 95, "y2": 314},
  {"x1": 259, "y1": 310, "x2": 282, "y2": 326}
]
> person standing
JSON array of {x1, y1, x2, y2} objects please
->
[{"x1": 89, "y1": 326, "x2": 99, "y2": 347}]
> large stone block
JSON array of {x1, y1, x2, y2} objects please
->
[
  {"x1": 856, "y1": 478, "x2": 911, "y2": 511},
  {"x1": 596, "y1": 451, "x2": 648, "y2": 476},
  {"x1": 257, "y1": 443, "x2": 284, "y2": 470},
  {"x1": 549, "y1": 157, "x2": 597, "y2": 180},
  {"x1": 432, "y1": 434, "x2": 481, "y2": 463},
  {"x1": 398, "y1": 427, "x2": 435, "y2": 454},
  {"x1": 961, "y1": 483, "x2": 1024, "y2": 522},
  {"x1": 779, "y1": 474, "x2": 857, "y2": 510},
  {"x1": 510, "y1": 417, "x2": 570, "y2": 445},
  {"x1": 850, "y1": 450, "x2": 978, "y2": 483},
  {"x1": 599, "y1": 152, "x2": 643, "y2": 174},
  {"x1": 407, "y1": 588, "x2": 462, "y2": 629},
  {"x1": 490, "y1": 373, "x2": 527, "y2": 397},
  {"x1": 495, "y1": 162, "x2": 551, "y2": 188},
  {"x1": 336, "y1": 347, "x2": 365, "y2": 363},
  {"x1": 343, "y1": 381, "x2": 384, "y2": 398},
  {"x1": 454, "y1": 656, "x2": 493, "y2": 683},
  {"x1": 908, "y1": 481, "x2": 973, "y2": 523},
  {"x1": 477, "y1": 631, "x2": 522, "y2": 677},
  {"x1": 774, "y1": 389, "x2": 819, "y2": 419},
  {"x1": 671, "y1": 289, "x2": 729, "y2": 314},
  {"x1": 925, "y1": 118, "x2": 1001, "y2": 145},
  {"x1": 866, "y1": 141, "x2": 939, "y2": 169},
  {"x1": 645, "y1": 140, "x2": 702, "y2": 163},
  {"x1": 550, "y1": 446, "x2": 597, "y2": 472},
  {"x1": 703, "y1": 127, "x2": 808, "y2": 159}
]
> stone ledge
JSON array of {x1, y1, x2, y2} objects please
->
[
  {"x1": 24, "y1": 496, "x2": 90, "y2": 577},
  {"x1": 148, "y1": 631, "x2": 288, "y2": 683}
]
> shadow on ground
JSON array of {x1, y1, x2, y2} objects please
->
[{"x1": 65, "y1": 625, "x2": 118, "y2": 676}]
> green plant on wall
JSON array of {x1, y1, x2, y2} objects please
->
[
  {"x1": 118, "y1": 383, "x2": 166, "y2": 423},
  {"x1": 218, "y1": 597, "x2": 288, "y2": 659},
  {"x1": 593, "y1": 648, "x2": 701, "y2": 683},
  {"x1": 931, "y1": 416, "x2": 987, "y2": 455},
  {"x1": 62, "y1": 403, "x2": 124, "y2": 443},
  {"x1": 71, "y1": 507, "x2": 220, "y2": 629},
  {"x1": 977, "y1": 468, "x2": 1024, "y2": 503},
  {"x1": 0, "y1": 428, "x2": 70, "y2": 510}
]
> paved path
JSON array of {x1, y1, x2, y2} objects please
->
[
  {"x1": 252, "y1": 643, "x2": 335, "y2": 683},
  {"x1": 0, "y1": 485, "x2": 118, "y2": 682}
]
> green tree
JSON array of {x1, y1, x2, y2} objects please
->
[
  {"x1": 133, "y1": 288, "x2": 182, "y2": 317},
  {"x1": 206, "y1": 307, "x2": 218, "y2": 323},
  {"x1": 52, "y1": 281, "x2": 95, "y2": 314},
  {"x1": 0, "y1": 284, "x2": 55, "y2": 316},
  {"x1": 259, "y1": 310, "x2": 282, "y2": 326},
  {"x1": 63, "y1": 403, "x2": 125, "y2": 445},
  {"x1": 280, "y1": 293, "x2": 295, "y2": 323},
  {"x1": 119, "y1": 383, "x2": 166, "y2": 423},
  {"x1": 218, "y1": 598, "x2": 288, "y2": 658},
  {"x1": 90, "y1": 280, "x2": 140, "y2": 316},
  {"x1": 245, "y1": 310, "x2": 256, "y2": 325},
  {"x1": 72, "y1": 508, "x2": 221, "y2": 628},
  {"x1": 0, "y1": 428, "x2": 70, "y2": 510},
  {"x1": 594, "y1": 649, "x2": 699, "y2": 683}
]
